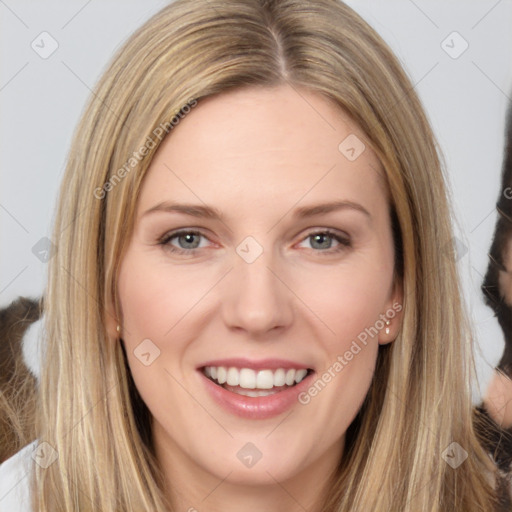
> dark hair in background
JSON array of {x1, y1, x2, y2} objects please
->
[
  {"x1": 482, "y1": 99, "x2": 512, "y2": 374},
  {"x1": 477, "y1": 96, "x2": 512, "y2": 511}
]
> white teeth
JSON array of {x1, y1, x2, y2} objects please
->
[
  {"x1": 202, "y1": 366, "x2": 310, "y2": 389},
  {"x1": 239, "y1": 368, "x2": 256, "y2": 389},
  {"x1": 226, "y1": 367, "x2": 239, "y2": 386},
  {"x1": 217, "y1": 366, "x2": 227, "y2": 384},
  {"x1": 285, "y1": 369, "x2": 296, "y2": 386},
  {"x1": 274, "y1": 368, "x2": 286, "y2": 387},
  {"x1": 256, "y1": 369, "x2": 274, "y2": 389},
  {"x1": 294, "y1": 369, "x2": 308, "y2": 383}
]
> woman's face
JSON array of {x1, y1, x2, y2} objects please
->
[{"x1": 114, "y1": 84, "x2": 402, "y2": 495}]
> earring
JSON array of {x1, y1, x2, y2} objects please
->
[
  {"x1": 385, "y1": 320, "x2": 391, "y2": 335},
  {"x1": 116, "y1": 324, "x2": 121, "y2": 336}
]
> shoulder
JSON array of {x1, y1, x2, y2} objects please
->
[{"x1": 0, "y1": 441, "x2": 37, "y2": 512}]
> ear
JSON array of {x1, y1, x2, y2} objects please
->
[{"x1": 378, "y1": 277, "x2": 403, "y2": 345}]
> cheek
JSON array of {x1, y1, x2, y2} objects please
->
[
  {"x1": 115, "y1": 251, "x2": 187, "y2": 405},
  {"x1": 296, "y1": 268, "x2": 385, "y2": 435},
  {"x1": 116, "y1": 253, "x2": 200, "y2": 439},
  {"x1": 117, "y1": 249, "x2": 207, "y2": 339},
  {"x1": 296, "y1": 259, "x2": 393, "y2": 352}
]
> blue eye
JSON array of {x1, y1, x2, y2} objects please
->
[
  {"x1": 158, "y1": 229, "x2": 351, "y2": 256},
  {"x1": 159, "y1": 230, "x2": 207, "y2": 255},
  {"x1": 299, "y1": 230, "x2": 351, "y2": 254}
]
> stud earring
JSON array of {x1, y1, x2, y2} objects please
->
[
  {"x1": 385, "y1": 320, "x2": 391, "y2": 335},
  {"x1": 116, "y1": 324, "x2": 121, "y2": 335}
]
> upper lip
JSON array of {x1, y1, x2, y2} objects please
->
[{"x1": 197, "y1": 358, "x2": 314, "y2": 372}]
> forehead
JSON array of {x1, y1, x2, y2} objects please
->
[{"x1": 136, "y1": 85, "x2": 387, "y2": 220}]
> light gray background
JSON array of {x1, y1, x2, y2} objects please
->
[{"x1": 1, "y1": 0, "x2": 512, "y2": 400}]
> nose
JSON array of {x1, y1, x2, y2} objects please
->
[{"x1": 221, "y1": 248, "x2": 294, "y2": 336}]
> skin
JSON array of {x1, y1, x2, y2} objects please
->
[
  {"x1": 107, "y1": 84, "x2": 403, "y2": 512},
  {"x1": 498, "y1": 237, "x2": 512, "y2": 307},
  {"x1": 485, "y1": 237, "x2": 512, "y2": 428}
]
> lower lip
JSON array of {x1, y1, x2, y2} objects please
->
[{"x1": 199, "y1": 370, "x2": 315, "y2": 419}]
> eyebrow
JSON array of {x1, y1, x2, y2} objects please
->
[{"x1": 141, "y1": 200, "x2": 371, "y2": 221}]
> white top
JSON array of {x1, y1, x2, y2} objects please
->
[{"x1": 0, "y1": 442, "x2": 36, "y2": 512}]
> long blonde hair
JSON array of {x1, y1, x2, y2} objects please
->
[{"x1": 35, "y1": 0, "x2": 498, "y2": 510}]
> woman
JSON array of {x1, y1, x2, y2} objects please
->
[{"x1": 0, "y1": 0, "x2": 501, "y2": 510}]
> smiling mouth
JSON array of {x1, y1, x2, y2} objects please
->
[{"x1": 201, "y1": 366, "x2": 314, "y2": 397}]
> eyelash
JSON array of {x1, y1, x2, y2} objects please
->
[{"x1": 158, "y1": 229, "x2": 352, "y2": 256}]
